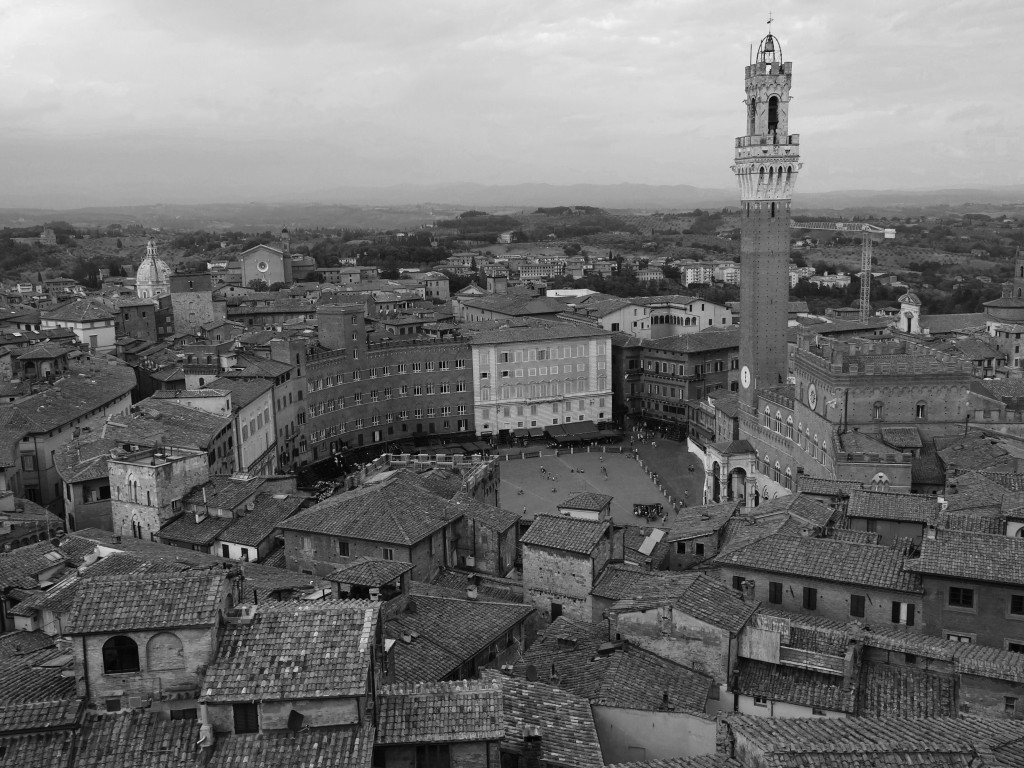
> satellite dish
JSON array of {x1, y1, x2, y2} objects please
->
[{"x1": 525, "y1": 665, "x2": 538, "y2": 682}]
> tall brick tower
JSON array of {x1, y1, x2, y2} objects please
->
[{"x1": 733, "y1": 27, "x2": 801, "y2": 408}]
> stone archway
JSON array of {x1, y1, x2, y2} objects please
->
[{"x1": 728, "y1": 468, "x2": 747, "y2": 503}]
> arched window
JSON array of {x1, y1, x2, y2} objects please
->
[
  {"x1": 785, "y1": 467, "x2": 793, "y2": 490},
  {"x1": 813, "y1": 435, "x2": 819, "y2": 460},
  {"x1": 786, "y1": 416, "x2": 794, "y2": 440},
  {"x1": 768, "y1": 96, "x2": 779, "y2": 132},
  {"x1": 762, "y1": 454, "x2": 771, "y2": 475},
  {"x1": 147, "y1": 632, "x2": 185, "y2": 671},
  {"x1": 916, "y1": 401, "x2": 927, "y2": 420},
  {"x1": 821, "y1": 441, "x2": 828, "y2": 466},
  {"x1": 774, "y1": 411, "x2": 782, "y2": 433},
  {"x1": 763, "y1": 406, "x2": 771, "y2": 428},
  {"x1": 102, "y1": 635, "x2": 140, "y2": 674},
  {"x1": 873, "y1": 402, "x2": 883, "y2": 420},
  {"x1": 870, "y1": 472, "x2": 891, "y2": 492},
  {"x1": 773, "y1": 462, "x2": 782, "y2": 484}
]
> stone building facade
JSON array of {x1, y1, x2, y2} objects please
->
[{"x1": 108, "y1": 446, "x2": 210, "y2": 540}]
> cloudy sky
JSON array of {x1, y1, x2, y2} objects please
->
[{"x1": 2, "y1": 0, "x2": 1019, "y2": 206}]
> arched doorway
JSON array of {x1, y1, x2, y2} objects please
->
[
  {"x1": 728, "y1": 468, "x2": 747, "y2": 503},
  {"x1": 711, "y1": 461, "x2": 722, "y2": 503}
]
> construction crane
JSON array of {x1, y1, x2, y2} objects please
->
[{"x1": 792, "y1": 221, "x2": 896, "y2": 322}]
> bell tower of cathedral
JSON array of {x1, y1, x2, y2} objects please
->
[{"x1": 733, "y1": 24, "x2": 801, "y2": 408}]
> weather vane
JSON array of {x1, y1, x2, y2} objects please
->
[{"x1": 767, "y1": 11, "x2": 773, "y2": 33}]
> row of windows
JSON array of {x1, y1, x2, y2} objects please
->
[
  {"x1": 306, "y1": 384, "x2": 468, "y2": 414},
  {"x1": 484, "y1": 344, "x2": 597, "y2": 364},
  {"x1": 481, "y1": 378, "x2": 607, "y2": 401},
  {"x1": 739, "y1": 577, "x2": 918, "y2": 625},
  {"x1": 307, "y1": 360, "x2": 468, "y2": 391},
  {"x1": 762, "y1": 408, "x2": 829, "y2": 465},
  {"x1": 481, "y1": 399, "x2": 604, "y2": 419},
  {"x1": 645, "y1": 358, "x2": 735, "y2": 375},
  {"x1": 307, "y1": 407, "x2": 465, "y2": 442}
]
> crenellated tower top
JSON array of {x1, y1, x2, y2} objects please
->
[{"x1": 732, "y1": 25, "x2": 801, "y2": 202}]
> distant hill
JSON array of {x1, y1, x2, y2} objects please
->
[{"x1": 1, "y1": 183, "x2": 1022, "y2": 228}]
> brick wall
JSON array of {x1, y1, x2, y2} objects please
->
[
  {"x1": 73, "y1": 626, "x2": 217, "y2": 708},
  {"x1": 920, "y1": 576, "x2": 1024, "y2": 649},
  {"x1": 609, "y1": 609, "x2": 732, "y2": 683},
  {"x1": 522, "y1": 546, "x2": 594, "y2": 622}
]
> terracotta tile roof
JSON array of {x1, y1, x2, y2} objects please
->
[
  {"x1": 559, "y1": 492, "x2": 613, "y2": 511},
  {"x1": 219, "y1": 493, "x2": 305, "y2": 547},
  {"x1": 520, "y1": 515, "x2": 609, "y2": 555},
  {"x1": 451, "y1": 491, "x2": 520, "y2": 532},
  {"x1": 157, "y1": 513, "x2": 234, "y2": 547},
  {"x1": 102, "y1": 398, "x2": 231, "y2": 451},
  {"x1": 642, "y1": 328, "x2": 740, "y2": 354},
  {"x1": 846, "y1": 489, "x2": 938, "y2": 522},
  {"x1": 406, "y1": 467, "x2": 464, "y2": 499},
  {"x1": 41, "y1": 298, "x2": 114, "y2": 323},
  {"x1": 0, "y1": 542, "x2": 66, "y2": 590},
  {"x1": 0, "y1": 630, "x2": 55, "y2": 659},
  {"x1": 609, "y1": 758, "x2": 740, "y2": 768},
  {"x1": 466, "y1": 318, "x2": 608, "y2": 344},
  {"x1": 796, "y1": 476, "x2": 865, "y2": 497},
  {"x1": 281, "y1": 475, "x2": 460, "y2": 546},
  {"x1": 857, "y1": 662, "x2": 957, "y2": 717},
  {"x1": 53, "y1": 437, "x2": 117, "y2": 483},
  {"x1": 664, "y1": 501, "x2": 739, "y2": 541},
  {"x1": 326, "y1": 558, "x2": 414, "y2": 586},
  {"x1": 182, "y1": 475, "x2": 268, "y2": 511},
  {"x1": 977, "y1": 470, "x2": 1024, "y2": 492},
  {"x1": 0, "y1": 362, "x2": 135, "y2": 434},
  {"x1": 609, "y1": 573, "x2": 758, "y2": 634},
  {"x1": 205, "y1": 722, "x2": 374, "y2": 768},
  {"x1": 14, "y1": 341, "x2": 70, "y2": 360},
  {"x1": 907, "y1": 529, "x2": 1024, "y2": 586},
  {"x1": 206, "y1": 376, "x2": 273, "y2": 409},
  {"x1": 67, "y1": 571, "x2": 226, "y2": 634},
  {"x1": 717, "y1": 534, "x2": 923, "y2": 594},
  {"x1": 517, "y1": 617, "x2": 713, "y2": 715},
  {"x1": 202, "y1": 600, "x2": 379, "y2": 702},
  {"x1": 387, "y1": 594, "x2": 534, "y2": 682},
  {"x1": 936, "y1": 431, "x2": 1017, "y2": 473},
  {"x1": 880, "y1": 427, "x2": 923, "y2": 450},
  {"x1": 591, "y1": 563, "x2": 694, "y2": 601},
  {"x1": 0, "y1": 732, "x2": 76, "y2": 768},
  {"x1": 724, "y1": 714, "x2": 1024, "y2": 767},
  {"x1": 735, "y1": 658, "x2": 853, "y2": 713},
  {"x1": 0, "y1": 647, "x2": 80, "y2": 733},
  {"x1": 481, "y1": 670, "x2": 604, "y2": 768},
  {"x1": 65, "y1": 529, "x2": 324, "y2": 603},
  {"x1": 840, "y1": 430, "x2": 892, "y2": 454},
  {"x1": 621, "y1": 524, "x2": 671, "y2": 566},
  {"x1": 426, "y1": 571, "x2": 524, "y2": 603},
  {"x1": 376, "y1": 680, "x2": 503, "y2": 744},
  {"x1": 74, "y1": 711, "x2": 199, "y2": 768}
]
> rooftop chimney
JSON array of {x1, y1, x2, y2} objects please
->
[{"x1": 522, "y1": 725, "x2": 542, "y2": 768}]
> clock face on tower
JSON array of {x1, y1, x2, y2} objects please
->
[
  {"x1": 741, "y1": 366, "x2": 751, "y2": 389},
  {"x1": 808, "y1": 383, "x2": 818, "y2": 410}
]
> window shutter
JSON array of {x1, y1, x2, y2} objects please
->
[
  {"x1": 906, "y1": 604, "x2": 915, "y2": 627},
  {"x1": 891, "y1": 602, "x2": 901, "y2": 623}
]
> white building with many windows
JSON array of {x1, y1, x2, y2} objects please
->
[{"x1": 468, "y1": 322, "x2": 612, "y2": 435}]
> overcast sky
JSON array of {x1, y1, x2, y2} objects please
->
[{"x1": 2, "y1": 0, "x2": 1019, "y2": 206}]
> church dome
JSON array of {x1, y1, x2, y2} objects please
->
[
  {"x1": 136, "y1": 239, "x2": 171, "y2": 298},
  {"x1": 898, "y1": 292, "x2": 921, "y2": 307},
  {"x1": 136, "y1": 254, "x2": 171, "y2": 285}
]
